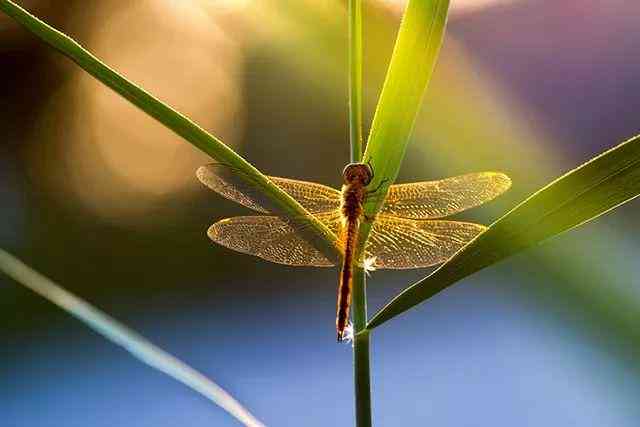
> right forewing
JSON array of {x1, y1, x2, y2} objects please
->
[{"x1": 380, "y1": 172, "x2": 511, "y2": 219}]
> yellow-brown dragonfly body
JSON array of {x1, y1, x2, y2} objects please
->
[
  {"x1": 196, "y1": 164, "x2": 511, "y2": 341},
  {"x1": 336, "y1": 163, "x2": 373, "y2": 341}
]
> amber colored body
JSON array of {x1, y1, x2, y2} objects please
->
[{"x1": 336, "y1": 163, "x2": 372, "y2": 341}]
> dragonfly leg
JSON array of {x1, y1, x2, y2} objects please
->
[{"x1": 368, "y1": 178, "x2": 389, "y2": 195}]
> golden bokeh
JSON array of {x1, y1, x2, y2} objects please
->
[{"x1": 30, "y1": 0, "x2": 246, "y2": 223}]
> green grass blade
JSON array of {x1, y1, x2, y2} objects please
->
[
  {"x1": 368, "y1": 134, "x2": 640, "y2": 329},
  {"x1": 0, "y1": 0, "x2": 339, "y2": 261},
  {"x1": 0, "y1": 249, "x2": 266, "y2": 427},
  {"x1": 362, "y1": 0, "x2": 450, "y2": 218}
]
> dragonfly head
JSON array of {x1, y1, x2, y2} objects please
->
[{"x1": 342, "y1": 163, "x2": 373, "y2": 186}]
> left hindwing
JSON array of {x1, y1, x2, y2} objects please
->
[{"x1": 207, "y1": 212, "x2": 342, "y2": 267}]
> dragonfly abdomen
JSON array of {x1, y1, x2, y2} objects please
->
[
  {"x1": 336, "y1": 181, "x2": 366, "y2": 342},
  {"x1": 336, "y1": 214, "x2": 359, "y2": 341}
]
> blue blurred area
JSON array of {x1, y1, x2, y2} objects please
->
[{"x1": 3, "y1": 259, "x2": 640, "y2": 426}]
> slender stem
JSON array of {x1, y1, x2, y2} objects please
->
[
  {"x1": 0, "y1": 249, "x2": 265, "y2": 427},
  {"x1": 351, "y1": 266, "x2": 372, "y2": 427},
  {"x1": 348, "y1": 0, "x2": 364, "y2": 162},
  {"x1": 348, "y1": 1, "x2": 372, "y2": 425}
]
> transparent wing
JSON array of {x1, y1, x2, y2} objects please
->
[
  {"x1": 379, "y1": 172, "x2": 511, "y2": 219},
  {"x1": 366, "y1": 214, "x2": 486, "y2": 269},
  {"x1": 207, "y1": 213, "x2": 342, "y2": 267},
  {"x1": 197, "y1": 164, "x2": 341, "y2": 214}
]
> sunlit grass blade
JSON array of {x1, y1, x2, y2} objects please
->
[
  {"x1": 0, "y1": 0, "x2": 339, "y2": 262},
  {"x1": 368, "y1": 134, "x2": 640, "y2": 329},
  {"x1": 0, "y1": 248, "x2": 266, "y2": 427},
  {"x1": 356, "y1": 0, "x2": 450, "y2": 265},
  {"x1": 362, "y1": 0, "x2": 450, "y2": 219}
]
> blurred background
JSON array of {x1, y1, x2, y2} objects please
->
[{"x1": 1, "y1": 0, "x2": 639, "y2": 425}]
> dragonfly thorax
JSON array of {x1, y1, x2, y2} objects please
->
[
  {"x1": 340, "y1": 183, "x2": 366, "y2": 221},
  {"x1": 340, "y1": 163, "x2": 371, "y2": 221}
]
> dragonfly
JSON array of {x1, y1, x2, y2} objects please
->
[{"x1": 197, "y1": 163, "x2": 511, "y2": 341}]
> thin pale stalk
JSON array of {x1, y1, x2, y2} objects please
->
[
  {"x1": 349, "y1": 0, "x2": 364, "y2": 162},
  {"x1": 0, "y1": 249, "x2": 265, "y2": 427},
  {"x1": 0, "y1": 0, "x2": 339, "y2": 263},
  {"x1": 351, "y1": 265, "x2": 371, "y2": 427}
]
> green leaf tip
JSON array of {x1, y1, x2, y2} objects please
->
[{"x1": 368, "y1": 134, "x2": 640, "y2": 329}]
